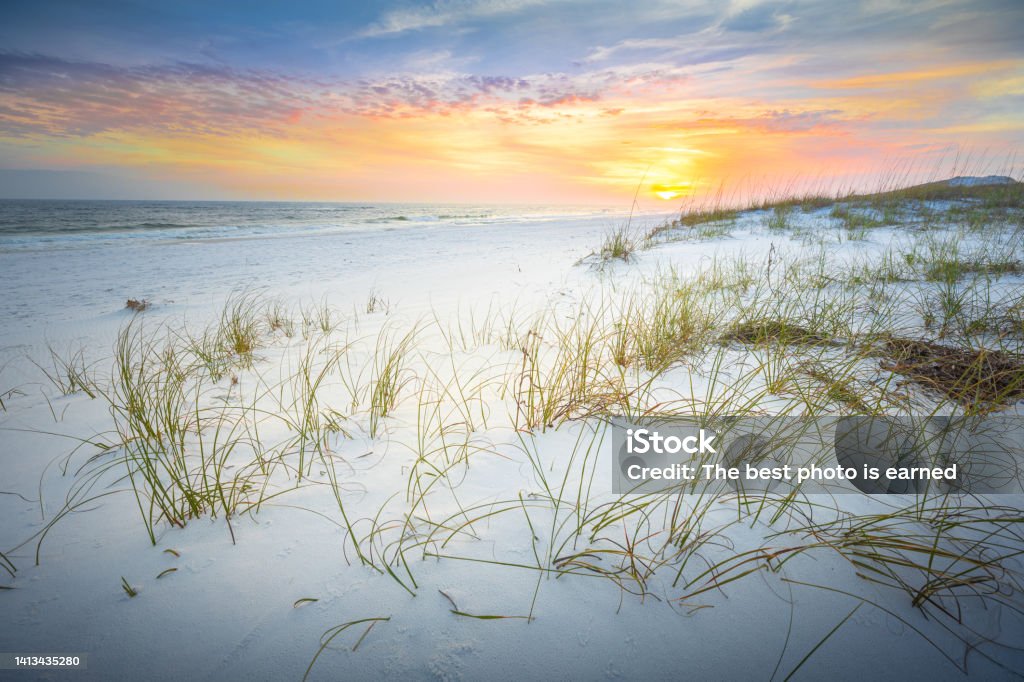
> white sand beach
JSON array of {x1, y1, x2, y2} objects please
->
[{"x1": 2, "y1": 185, "x2": 1023, "y2": 679}]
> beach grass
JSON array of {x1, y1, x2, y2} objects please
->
[{"x1": 32, "y1": 345, "x2": 98, "y2": 399}]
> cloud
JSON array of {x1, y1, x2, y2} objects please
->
[
  {"x1": 720, "y1": 3, "x2": 788, "y2": 33},
  {"x1": 357, "y1": 0, "x2": 550, "y2": 38},
  {"x1": 0, "y1": 53, "x2": 399, "y2": 135},
  {"x1": 0, "y1": 53, "x2": 313, "y2": 137},
  {"x1": 0, "y1": 50, "x2": 710, "y2": 138},
  {"x1": 811, "y1": 61, "x2": 1018, "y2": 90},
  {"x1": 682, "y1": 109, "x2": 850, "y2": 134},
  {"x1": 581, "y1": 38, "x2": 685, "y2": 65}
]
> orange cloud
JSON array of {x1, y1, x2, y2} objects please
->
[{"x1": 813, "y1": 60, "x2": 1019, "y2": 90}]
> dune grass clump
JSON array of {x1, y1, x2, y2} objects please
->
[
  {"x1": 365, "y1": 290, "x2": 391, "y2": 315},
  {"x1": 924, "y1": 258, "x2": 1023, "y2": 284},
  {"x1": 102, "y1": 318, "x2": 270, "y2": 544},
  {"x1": 880, "y1": 337, "x2": 1024, "y2": 409},
  {"x1": 630, "y1": 275, "x2": 716, "y2": 372},
  {"x1": 591, "y1": 224, "x2": 638, "y2": 263},
  {"x1": 32, "y1": 345, "x2": 98, "y2": 398},
  {"x1": 675, "y1": 217, "x2": 735, "y2": 242},
  {"x1": 678, "y1": 206, "x2": 741, "y2": 227},
  {"x1": 512, "y1": 311, "x2": 607, "y2": 431},
  {"x1": 183, "y1": 292, "x2": 268, "y2": 380},
  {"x1": 644, "y1": 204, "x2": 739, "y2": 244},
  {"x1": 876, "y1": 176, "x2": 1023, "y2": 208},
  {"x1": 997, "y1": 299, "x2": 1024, "y2": 338},
  {"x1": 508, "y1": 271, "x2": 724, "y2": 431},
  {"x1": 276, "y1": 336, "x2": 347, "y2": 481},
  {"x1": 298, "y1": 299, "x2": 341, "y2": 336},
  {"x1": 845, "y1": 250, "x2": 912, "y2": 286},
  {"x1": 895, "y1": 222, "x2": 1024, "y2": 285},
  {"x1": 906, "y1": 276, "x2": 1024, "y2": 342},
  {"x1": 764, "y1": 205, "x2": 792, "y2": 231},
  {"x1": 830, "y1": 205, "x2": 887, "y2": 234},
  {"x1": 183, "y1": 326, "x2": 232, "y2": 382},
  {"x1": 721, "y1": 319, "x2": 825, "y2": 346},
  {"x1": 107, "y1": 322, "x2": 196, "y2": 537},
  {"x1": 219, "y1": 291, "x2": 264, "y2": 359},
  {"x1": 368, "y1": 327, "x2": 417, "y2": 437},
  {"x1": 264, "y1": 300, "x2": 295, "y2": 337}
]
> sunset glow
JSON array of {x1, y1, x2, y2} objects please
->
[{"x1": 2, "y1": 1, "x2": 1022, "y2": 203}]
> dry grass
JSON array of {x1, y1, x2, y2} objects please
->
[
  {"x1": 721, "y1": 319, "x2": 825, "y2": 346},
  {"x1": 880, "y1": 337, "x2": 1024, "y2": 409}
]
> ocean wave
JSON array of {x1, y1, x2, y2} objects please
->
[
  {"x1": 0, "y1": 199, "x2": 635, "y2": 248},
  {"x1": 136, "y1": 222, "x2": 194, "y2": 229}
]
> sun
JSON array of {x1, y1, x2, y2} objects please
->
[{"x1": 651, "y1": 183, "x2": 691, "y2": 201}]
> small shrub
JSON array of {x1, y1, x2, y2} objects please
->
[{"x1": 597, "y1": 226, "x2": 637, "y2": 262}]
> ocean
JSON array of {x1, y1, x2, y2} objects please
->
[{"x1": 0, "y1": 200, "x2": 630, "y2": 250}]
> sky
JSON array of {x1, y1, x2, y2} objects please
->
[{"x1": 1, "y1": 0, "x2": 1023, "y2": 204}]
